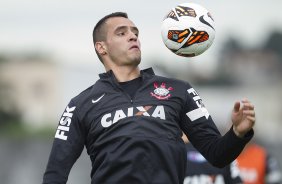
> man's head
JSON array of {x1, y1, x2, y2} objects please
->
[
  {"x1": 92, "y1": 12, "x2": 141, "y2": 69},
  {"x1": 93, "y1": 12, "x2": 128, "y2": 62}
]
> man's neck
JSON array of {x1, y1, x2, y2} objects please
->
[{"x1": 109, "y1": 66, "x2": 141, "y2": 82}]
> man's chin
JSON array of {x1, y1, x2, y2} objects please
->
[
  {"x1": 135, "y1": 59, "x2": 141, "y2": 66},
  {"x1": 131, "y1": 56, "x2": 141, "y2": 66}
]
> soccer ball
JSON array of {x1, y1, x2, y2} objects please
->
[{"x1": 161, "y1": 3, "x2": 215, "y2": 57}]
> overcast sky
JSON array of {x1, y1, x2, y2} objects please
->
[{"x1": 1, "y1": 0, "x2": 282, "y2": 71}]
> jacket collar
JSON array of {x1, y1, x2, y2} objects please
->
[{"x1": 98, "y1": 67, "x2": 155, "y2": 80}]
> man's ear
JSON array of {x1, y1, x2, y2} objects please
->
[{"x1": 95, "y1": 42, "x2": 107, "y2": 55}]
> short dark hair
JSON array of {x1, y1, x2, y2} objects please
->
[{"x1": 93, "y1": 12, "x2": 128, "y2": 62}]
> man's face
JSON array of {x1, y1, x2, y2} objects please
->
[{"x1": 103, "y1": 17, "x2": 141, "y2": 67}]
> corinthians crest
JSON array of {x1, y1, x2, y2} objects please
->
[{"x1": 151, "y1": 82, "x2": 174, "y2": 100}]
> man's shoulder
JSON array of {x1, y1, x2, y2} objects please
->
[
  {"x1": 153, "y1": 74, "x2": 191, "y2": 87},
  {"x1": 70, "y1": 80, "x2": 104, "y2": 105}
]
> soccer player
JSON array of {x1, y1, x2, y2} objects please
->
[
  {"x1": 237, "y1": 142, "x2": 282, "y2": 184},
  {"x1": 182, "y1": 134, "x2": 243, "y2": 184},
  {"x1": 42, "y1": 12, "x2": 256, "y2": 184}
]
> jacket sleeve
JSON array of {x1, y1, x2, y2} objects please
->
[
  {"x1": 43, "y1": 100, "x2": 85, "y2": 184},
  {"x1": 180, "y1": 84, "x2": 253, "y2": 168}
]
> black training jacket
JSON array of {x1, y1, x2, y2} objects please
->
[{"x1": 43, "y1": 68, "x2": 253, "y2": 184}]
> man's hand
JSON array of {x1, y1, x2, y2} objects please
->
[{"x1": 231, "y1": 99, "x2": 255, "y2": 138}]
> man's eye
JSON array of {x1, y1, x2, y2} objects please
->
[{"x1": 117, "y1": 32, "x2": 125, "y2": 36}]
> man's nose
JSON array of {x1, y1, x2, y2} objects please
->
[{"x1": 129, "y1": 31, "x2": 137, "y2": 41}]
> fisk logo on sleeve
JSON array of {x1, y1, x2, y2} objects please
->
[
  {"x1": 55, "y1": 106, "x2": 76, "y2": 140},
  {"x1": 186, "y1": 88, "x2": 209, "y2": 121}
]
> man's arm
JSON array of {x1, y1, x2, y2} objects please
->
[
  {"x1": 180, "y1": 85, "x2": 254, "y2": 168},
  {"x1": 42, "y1": 100, "x2": 85, "y2": 184}
]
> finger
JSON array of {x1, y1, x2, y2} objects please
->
[
  {"x1": 242, "y1": 103, "x2": 255, "y2": 110},
  {"x1": 246, "y1": 116, "x2": 256, "y2": 123},
  {"x1": 243, "y1": 110, "x2": 255, "y2": 116},
  {"x1": 233, "y1": 101, "x2": 241, "y2": 112},
  {"x1": 241, "y1": 98, "x2": 253, "y2": 103}
]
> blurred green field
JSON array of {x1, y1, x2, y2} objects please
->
[{"x1": 0, "y1": 121, "x2": 55, "y2": 139}]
